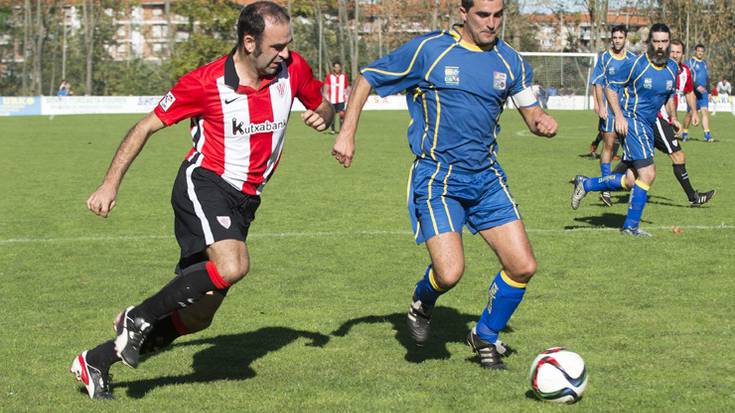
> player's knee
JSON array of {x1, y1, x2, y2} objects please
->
[
  {"x1": 215, "y1": 257, "x2": 249, "y2": 284},
  {"x1": 671, "y1": 151, "x2": 685, "y2": 164},
  {"x1": 433, "y1": 262, "x2": 464, "y2": 290},
  {"x1": 506, "y1": 259, "x2": 537, "y2": 284}
]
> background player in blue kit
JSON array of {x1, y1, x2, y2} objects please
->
[
  {"x1": 571, "y1": 23, "x2": 678, "y2": 237},
  {"x1": 332, "y1": 0, "x2": 557, "y2": 370},
  {"x1": 590, "y1": 25, "x2": 637, "y2": 206},
  {"x1": 682, "y1": 44, "x2": 714, "y2": 142}
]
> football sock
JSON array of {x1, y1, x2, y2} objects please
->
[
  {"x1": 704, "y1": 129, "x2": 711, "y2": 140},
  {"x1": 476, "y1": 271, "x2": 526, "y2": 344},
  {"x1": 600, "y1": 162, "x2": 611, "y2": 177},
  {"x1": 612, "y1": 141, "x2": 620, "y2": 157},
  {"x1": 86, "y1": 340, "x2": 119, "y2": 372},
  {"x1": 591, "y1": 133, "x2": 603, "y2": 147},
  {"x1": 583, "y1": 173, "x2": 626, "y2": 192},
  {"x1": 682, "y1": 129, "x2": 689, "y2": 139},
  {"x1": 623, "y1": 180, "x2": 649, "y2": 229},
  {"x1": 131, "y1": 261, "x2": 229, "y2": 322},
  {"x1": 413, "y1": 264, "x2": 446, "y2": 307},
  {"x1": 140, "y1": 313, "x2": 184, "y2": 355},
  {"x1": 673, "y1": 164, "x2": 697, "y2": 202}
]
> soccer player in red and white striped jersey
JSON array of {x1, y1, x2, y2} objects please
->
[
  {"x1": 71, "y1": 2, "x2": 334, "y2": 400},
  {"x1": 323, "y1": 61, "x2": 349, "y2": 133}
]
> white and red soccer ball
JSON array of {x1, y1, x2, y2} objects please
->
[{"x1": 529, "y1": 347, "x2": 588, "y2": 404}]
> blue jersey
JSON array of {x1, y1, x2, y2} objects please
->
[
  {"x1": 360, "y1": 29, "x2": 536, "y2": 171},
  {"x1": 685, "y1": 57, "x2": 709, "y2": 90},
  {"x1": 606, "y1": 53, "x2": 678, "y2": 127},
  {"x1": 591, "y1": 49, "x2": 637, "y2": 104}
]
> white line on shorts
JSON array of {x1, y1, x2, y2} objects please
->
[{"x1": 0, "y1": 224, "x2": 732, "y2": 245}]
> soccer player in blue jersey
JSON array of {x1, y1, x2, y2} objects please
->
[
  {"x1": 571, "y1": 23, "x2": 678, "y2": 237},
  {"x1": 590, "y1": 25, "x2": 637, "y2": 206},
  {"x1": 682, "y1": 44, "x2": 714, "y2": 142},
  {"x1": 331, "y1": 0, "x2": 557, "y2": 370}
]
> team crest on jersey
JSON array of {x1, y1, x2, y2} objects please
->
[
  {"x1": 276, "y1": 82, "x2": 286, "y2": 97},
  {"x1": 444, "y1": 66, "x2": 460, "y2": 85},
  {"x1": 608, "y1": 67, "x2": 616, "y2": 75},
  {"x1": 217, "y1": 216, "x2": 232, "y2": 229},
  {"x1": 666, "y1": 80, "x2": 674, "y2": 90},
  {"x1": 643, "y1": 78, "x2": 653, "y2": 89},
  {"x1": 493, "y1": 72, "x2": 507, "y2": 90},
  {"x1": 159, "y1": 91, "x2": 176, "y2": 112}
]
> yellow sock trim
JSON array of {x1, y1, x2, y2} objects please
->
[
  {"x1": 428, "y1": 269, "x2": 446, "y2": 292},
  {"x1": 634, "y1": 179, "x2": 650, "y2": 191},
  {"x1": 620, "y1": 175, "x2": 628, "y2": 190},
  {"x1": 500, "y1": 270, "x2": 527, "y2": 289},
  {"x1": 704, "y1": 129, "x2": 710, "y2": 133},
  {"x1": 683, "y1": 129, "x2": 688, "y2": 133}
]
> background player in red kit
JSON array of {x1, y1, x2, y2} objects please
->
[
  {"x1": 323, "y1": 61, "x2": 349, "y2": 134},
  {"x1": 70, "y1": 1, "x2": 334, "y2": 400}
]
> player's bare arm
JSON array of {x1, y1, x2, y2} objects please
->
[
  {"x1": 666, "y1": 96, "x2": 682, "y2": 131},
  {"x1": 594, "y1": 84, "x2": 607, "y2": 120},
  {"x1": 518, "y1": 105, "x2": 557, "y2": 138},
  {"x1": 605, "y1": 87, "x2": 627, "y2": 136},
  {"x1": 332, "y1": 75, "x2": 372, "y2": 168},
  {"x1": 86, "y1": 112, "x2": 165, "y2": 218},
  {"x1": 685, "y1": 91, "x2": 700, "y2": 126},
  {"x1": 301, "y1": 98, "x2": 334, "y2": 131}
]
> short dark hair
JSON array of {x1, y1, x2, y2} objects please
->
[
  {"x1": 647, "y1": 23, "x2": 670, "y2": 42},
  {"x1": 695, "y1": 43, "x2": 705, "y2": 50},
  {"x1": 332, "y1": 60, "x2": 342, "y2": 66},
  {"x1": 461, "y1": 0, "x2": 474, "y2": 9},
  {"x1": 236, "y1": 1, "x2": 290, "y2": 49},
  {"x1": 611, "y1": 24, "x2": 627, "y2": 36},
  {"x1": 671, "y1": 39, "x2": 685, "y2": 52}
]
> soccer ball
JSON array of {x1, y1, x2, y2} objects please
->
[{"x1": 529, "y1": 347, "x2": 588, "y2": 404}]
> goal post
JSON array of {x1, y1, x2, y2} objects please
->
[{"x1": 519, "y1": 52, "x2": 598, "y2": 110}]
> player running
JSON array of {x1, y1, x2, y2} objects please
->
[
  {"x1": 332, "y1": 0, "x2": 557, "y2": 370},
  {"x1": 682, "y1": 44, "x2": 714, "y2": 142},
  {"x1": 570, "y1": 23, "x2": 678, "y2": 237},
  {"x1": 590, "y1": 25, "x2": 636, "y2": 206},
  {"x1": 70, "y1": 2, "x2": 333, "y2": 399}
]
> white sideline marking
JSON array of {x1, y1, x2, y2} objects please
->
[{"x1": 0, "y1": 224, "x2": 733, "y2": 245}]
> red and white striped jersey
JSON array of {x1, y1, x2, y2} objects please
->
[
  {"x1": 154, "y1": 50, "x2": 323, "y2": 196},
  {"x1": 324, "y1": 72, "x2": 349, "y2": 104},
  {"x1": 659, "y1": 63, "x2": 694, "y2": 122}
]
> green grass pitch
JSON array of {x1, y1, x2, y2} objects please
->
[{"x1": 1, "y1": 110, "x2": 734, "y2": 412}]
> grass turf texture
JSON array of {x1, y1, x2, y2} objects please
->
[{"x1": 1, "y1": 110, "x2": 733, "y2": 412}]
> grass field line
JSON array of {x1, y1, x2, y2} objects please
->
[{"x1": 1, "y1": 224, "x2": 732, "y2": 245}]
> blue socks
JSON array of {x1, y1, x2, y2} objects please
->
[
  {"x1": 601, "y1": 162, "x2": 611, "y2": 177},
  {"x1": 623, "y1": 180, "x2": 650, "y2": 229},
  {"x1": 476, "y1": 271, "x2": 526, "y2": 344},
  {"x1": 413, "y1": 264, "x2": 446, "y2": 307},
  {"x1": 583, "y1": 173, "x2": 627, "y2": 192}
]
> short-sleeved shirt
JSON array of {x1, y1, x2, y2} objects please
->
[
  {"x1": 686, "y1": 57, "x2": 709, "y2": 90},
  {"x1": 324, "y1": 72, "x2": 349, "y2": 104},
  {"x1": 154, "y1": 50, "x2": 323, "y2": 195},
  {"x1": 360, "y1": 28, "x2": 537, "y2": 172},
  {"x1": 606, "y1": 53, "x2": 678, "y2": 127},
  {"x1": 591, "y1": 49, "x2": 637, "y2": 105}
]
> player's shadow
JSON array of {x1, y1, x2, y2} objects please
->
[
  {"x1": 114, "y1": 327, "x2": 329, "y2": 399},
  {"x1": 565, "y1": 213, "x2": 653, "y2": 230},
  {"x1": 646, "y1": 194, "x2": 692, "y2": 208},
  {"x1": 331, "y1": 308, "x2": 512, "y2": 364}
]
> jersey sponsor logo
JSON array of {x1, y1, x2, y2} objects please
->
[
  {"x1": 644, "y1": 78, "x2": 653, "y2": 89},
  {"x1": 231, "y1": 118, "x2": 288, "y2": 136},
  {"x1": 217, "y1": 216, "x2": 232, "y2": 229},
  {"x1": 159, "y1": 91, "x2": 176, "y2": 111},
  {"x1": 493, "y1": 72, "x2": 507, "y2": 90},
  {"x1": 444, "y1": 66, "x2": 460, "y2": 85}
]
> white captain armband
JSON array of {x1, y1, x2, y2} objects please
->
[{"x1": 511, "y1": 87, "x2": 538, "y2": 108}]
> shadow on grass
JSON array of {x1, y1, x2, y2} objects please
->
[
  {"x1": 331, "y1": 309, "x2": 513, "y2": 364},
  {"x1": 114, "y1": 327, "x2": 329, "y2": 399}
]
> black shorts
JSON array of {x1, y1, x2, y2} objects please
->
[
  {"x1": 332, "y1": 102, "x2": 345, "y2": 112},
  {"x1": 653, "y1": 117, "x2": 682, "y2": 155},
  {"x1": 171, "y1": 159, "x2": 261, "y2": 263}
]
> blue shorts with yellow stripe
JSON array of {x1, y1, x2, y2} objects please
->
[
  {"x1": 407, "y1": 159, "x2": 521, "y2": 244},
  {"x1": 687, "y1": 90, "x2": 709, "y2": 111},
  {"x1": 598, "y1": 104, "x2": 615, "y2": 133},
  {"x1": 621, "y1": 117, "x2": 655, "y2": 162}
]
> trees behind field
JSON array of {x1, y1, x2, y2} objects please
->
[{"x1": 0, "y1": 0, "x2": 733, "y2": 96}]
